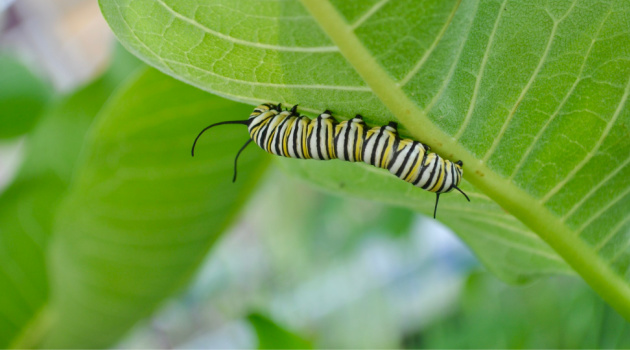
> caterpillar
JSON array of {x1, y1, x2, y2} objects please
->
[{"x1": 192, "y1": 103, "x2": 470, "y2": 218}]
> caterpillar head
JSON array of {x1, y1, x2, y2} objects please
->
[
  {"x1": 452, "y1": 160, "x2": 469, "y2": 201},
  {"x1": 454, "y1": 160, "x2": 464, "y2": 175},
  {"x1": 432, "y1": 159, "x2": 469, "y2": 219}
]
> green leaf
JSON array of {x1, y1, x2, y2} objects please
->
[
  {"x1": 100, "y1": 0, "x2": 630, "y2": 317},
  {"x1": 0, "y1": 180, "x2": 53, "y2": 347},
  {"x1": 0, "y1": 47, "x2": 142, "y2": 348},
  {"x1": 248, "y1": 313, "x2": 313, "y2": 349},
  {"x1": 0, "y1": 55, "x2": 52, "y2": 138},
  {"x1": 417, "y1": 272, "x2": 630, "y2": 348},
  {"x1": 35, "y1": 68, "x2": 269, "y2": 348}
]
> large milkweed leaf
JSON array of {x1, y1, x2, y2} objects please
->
[
  {"x1": 28, "y1": 68, "x2": 269, "y2": 348},
  {"x1": 0, "y1": 47, "x2": 142, "y2": 348},
  {"x1": 100, "y1": 0, "x2": 630, "y2": 318}
]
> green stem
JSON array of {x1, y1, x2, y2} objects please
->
[{"x1": 299, "y1": 0, "x2": 630, "y2": 320}]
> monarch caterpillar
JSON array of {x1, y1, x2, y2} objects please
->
[{"x1": 192, "y1": 103, "x2": 470, "y2": 218}]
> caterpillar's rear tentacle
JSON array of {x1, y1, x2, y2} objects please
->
[
  {"x1": 191, "y1": 120, "x2": 249, "y2": 157},
  {"x1": 233, "y1": 139, "x2": 253, "y2": 183},
  {"x1": 454, "y1": 186, "x2": 470, "y2": 202}
]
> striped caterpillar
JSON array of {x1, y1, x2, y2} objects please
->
[{"x1": 192, "y1": 103, "x2": 470, "y2": 218}]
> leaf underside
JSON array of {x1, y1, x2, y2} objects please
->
[{"x1": 100, "y1": 0, "x2": 630, "y2": 316}]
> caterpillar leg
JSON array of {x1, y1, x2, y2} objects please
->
[{"x1": 233, "y1": 139, "x2": 253, "y2": 183}]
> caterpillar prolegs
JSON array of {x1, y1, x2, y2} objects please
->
[{"x1": 192, "y1": 103, "x2": 470, "y2": 218}]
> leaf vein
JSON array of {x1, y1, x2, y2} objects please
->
[
  {"x1": 423, "y1": 0, "x2": 480, "y2": 114},
  {"x1": 482, "y1": 1, "x2": 577, "y2": 162},
  {"x1": 454, "y1": 0, "x2": 508, "y2": 140},
  {"x1": 563, "y1": 156, "x2": 630, "y2": 221},
  {"x1": 577, "y1": 186, "x2": 630, "y2": 236},
  {"x1": 162, "y1": 58, "x2": 372, "y2": 91},
  {"x1": 542, "y1": 62, "x2": 630, "y2": 202},
  {"x1": 608, "y1": 232, "x2": 630, "y2": 265},
  {"x1": 154, "y1": 0, "x2": 339, "y2": 52},
  {"x1": 349, "y1": 0, "x2": 391, "y2": 31},
  {"x1": 398, "y1": 0, "x2": 462, "y2": 87},
  {"x1": 595, "y1": 214, "x2": 630, "y2": 253},
  {"x1": 508, "y1": 11, "x2": 611, "y2": 181}
]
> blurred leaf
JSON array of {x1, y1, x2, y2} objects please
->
[
  {"x1": 248, "y1": 313, "x2": 313, "y2": 349},
  {"x1": 0, "y1": 46, "x2": 142, "y2": 348},
  {"x1": 0, "y1": 55, "x2": 51, "y2": 138},
  {"x1": 20, "y1": 44, "x2": 142, "y2": 181},
  {"x1": 37, "y1": 68, "x2": 269, "y2": 348},
  {"x1": 0, "y1": 180, "x2": 53, "y2": 346},
  {"x1": 298, "y1": 191, "x2": 416, "y2": 255},
  {"x1": 410, "y1": 271, "x2": 630, "y2": 349},
  {"x1": 101, "y1": 0, "x2": 630, "y2": 317},
  {"x1": 101, "y1": 43, "x2": 146, "y2": 87}
]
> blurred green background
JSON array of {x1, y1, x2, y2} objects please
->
[{"x1": 1, "y1": 1, "x2": 630, "y2": 348}]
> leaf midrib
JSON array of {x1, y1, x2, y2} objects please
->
[{"x1": 298, "y1": 0, "x2": 630, "y2": 320}]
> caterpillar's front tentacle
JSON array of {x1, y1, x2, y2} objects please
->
[{"x1": 191, "y1": 120, "x2": 249, "y2": 157}]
